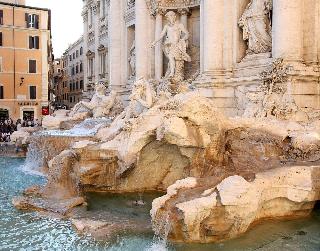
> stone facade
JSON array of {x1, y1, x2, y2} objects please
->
[
  {"x1": 82, "y1": 0, "x2": 109, "y2": 94},
  {"x1": 54, "y1": 37, "x2": 84, "y2": 109},
  {"x1": 81, "y1": 0, "x2": 320, "y2": 117}
]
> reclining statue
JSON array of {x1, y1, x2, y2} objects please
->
[
  {"x1": 69, "y1": 83, "x2": 119, "y2": 118},
  {"x1": 43, "y1": 83, "x2": 123, "y2": 129}
]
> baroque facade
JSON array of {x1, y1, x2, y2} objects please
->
[
  {"x1": 82, "y1": 0, "x2": 320, "y2": 116},
  {"x1": 82, "y1": 0, "x2": 108, "y2": 95}
]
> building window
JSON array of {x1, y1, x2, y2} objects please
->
[
  {"x1": 29, "y1": 60, "x2": 37, "y2": 73},
  {"x1": 29, "y1": 86, "x2": 36, "y2": 99},
  {"x1": 88, "y1": 58, "x2": 94, "y2": 77},
  {"x1": 69, "y1": 55, "x2": 72, "y2": 61},
  {"x1": 76, "y1": 81, "x2": 79, "y2": 89},
  {"x1": 0, "y1": 32, "x2": 2, "y2": 46},
  {"x1": 73, "y1": 53, "x2": 75, "y2": 59},
  {"x1": 0, "y1": 86, "x2": 4, "y2": 99},
  {"x1": 99, "y1": 52, "x2": 107, "y2": 75},
  {"x1": 80, "y1": 80, "x2": 84, "y2": 89},
  {"x1": 29, "y1": 36, "x2": 39, "y2": 49},
  {"x1": 76, "y1": 50, "x2": 79, "y2": 58},
  {"x1": 80, "y1": 47, "x2": 83, "y2": 55},
  {"x1": 69, "y1": 82, "x2": 72, "y2": 91},
  {"x1": 80, "y1": 62, "x2": 83, "y2": 72},
  {"x1": 0, "y1": 10, "x2": 3, "y2": 25},
  {"x1": 25, "y1": 14, "x2": 39, "y2": 29}
]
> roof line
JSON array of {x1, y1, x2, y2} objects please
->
[{"x1": 0, "y1": 1, "x2": 50, "y2": 12}]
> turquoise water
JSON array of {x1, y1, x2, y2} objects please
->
[{"x1": 0, "y1": 157, "x2": 320, "y2": 251}]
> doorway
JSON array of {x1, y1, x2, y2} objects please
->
[
  {"x1": 23, "y1": 110, "x2": 34, "y2": 121},
  {"x1": 0, "y1": 109, "x2": 9, "y2": 122}
]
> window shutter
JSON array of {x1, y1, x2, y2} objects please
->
[
  {"x1": 29, "y1": 36, "x2": 33, "y2": 49},
  {"x1": 0, "y1": 10, "x2": 3, "y2": 25},
  {"x1": 0, "y1": 86, "x2": 4, "y2": 99},
  {"x1": 35, "y1": 36, "x2": 39, "y2": 49},
  {"x1": 29, "y1": 60, "x2": 36, "y2": 73},
  {"x1": 29, "y1": 86, "x2": 36, "y2": 99},
  {"x1": 25, "y1": 13, "x2": 29, "y2": 28},
  {"x1": 0, "y1": 32, "x2": 2, "y2": 46},
  {"x1": 35, "y1": 15, "x2": 39, "y2": 29}
]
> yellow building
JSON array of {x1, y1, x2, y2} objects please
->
[{"x1": 0, "y1": 0, "x2": 52, "y2": 121}]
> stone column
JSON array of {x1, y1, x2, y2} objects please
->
[
  {"x1": 93, "y1": 4, "x2": 100, "y2": 82},
  {"x1": 82, "y1": 6, "x2": 89, "y2": 93},
  {"x1": 272, "y1": 0, "x2": 303, "y2": 61},
  {"x1": 135, "y1": 0, "x2": 151, "y2": 79},
  {"x1": 201, "y1": 0, "x2": 224, "y2": 75},
  {"x1": 109, "y1": 0, "x2": 122, "y2": 88},
  {"x1": 154, "y1": 9, "x2": 164, "y2": 80}
]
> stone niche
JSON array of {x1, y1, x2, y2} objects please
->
[
  {"x1": 127, "y1": 25, "x2": 136, "y2": 80},
  {"x1": 147, "y1": 0, "x2": 201, "y2": 79},
  {"x1": 185, "y1": 7, "x2": 200, "y2": 79},
  {"x1": 160, "y1": 7, "x2": 200, "y2": 79}
]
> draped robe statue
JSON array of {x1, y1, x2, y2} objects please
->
[
  {"x1": 151, "y1": 11, "x2": 191, "y2": 81},
  {"x1": 239, "y1": 0, "x2": 273, "y2": 55}
]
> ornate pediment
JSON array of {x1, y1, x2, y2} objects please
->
[{"x1": 146, "y1": 0, "x2": 200, "y2": 15}]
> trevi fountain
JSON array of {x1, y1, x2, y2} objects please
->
[{"x1": 1, "y1": 0, "x2": 320, "y2": 250}]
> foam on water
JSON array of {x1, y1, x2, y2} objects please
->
[{"x1": 41, "y1": 118, "x2": 111, "y2": 137}]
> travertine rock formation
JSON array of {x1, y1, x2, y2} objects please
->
[
  {"x1": 151, "y1": 165, "x2": 320, "y2": 243},
  {"x1": 13, "y1": 150, "x2": 85, "y2": 215},
  {"x1": 13, "y1": 75, "x2": 320, "y2": 242}
]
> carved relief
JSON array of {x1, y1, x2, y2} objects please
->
[
  {"x1": 127, "y1": 0, "x2": 135, "y2": 9},
  {"x1": 241, "y1": 59, "x2": 304, "y2": 120},
  {"x1": 146, "y1": 0, "x2": 200, "y2": 15},
  {"x1": 238, "y1": 0, "x2": 272, "y2": 55}
]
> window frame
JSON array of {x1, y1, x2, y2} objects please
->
[
  {"x1": 29, "y1": 85, "x2": 37, "y2": 100},
  {"x1": 28, "y1": 59, "x2": 37, "y2": 73}
]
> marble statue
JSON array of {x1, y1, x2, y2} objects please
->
[
  {"x1": 100, "y1": 78, "x2": 156, "y2": 141},
  {"x1": 151, "y1": 11, "x2": 191, "y2": 80},
  {"x1": 117, "y1": 78, "x2": 155, "y2": 122},
  {"x1": 238, "y1": 0, "x2": 272, "y2": 55},
  {"x1": 70, "y1": 83, "x2": 118, "y2": 118},
  {"x1": 128, "y1": 40, "x2": 136, "y2": 77}
]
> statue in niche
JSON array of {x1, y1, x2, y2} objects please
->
[
  {"x1": 128, "y1": 40, "x2": 136, "y2": 78},
  {"x1": 70, "y1": 83, "x2": 119, "y2": 118},
  {"x1": 151, "y1": 11, "x2": 191, "y2": 81},
  {"x1": 238, "y1": 0, "x2": 273, "y2": 55}
]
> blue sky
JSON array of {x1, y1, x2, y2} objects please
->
[{"x1": 26, "y1": 0, "x2": 83, "y2": 57}]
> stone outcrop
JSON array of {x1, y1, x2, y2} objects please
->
[
  {"x1": 13, "y1": 150, "x2": 86, "y2": 215},
  {"x1": 151, "y1": 165, "x2": 320, "y2": 243},
  {"x1": 13, "y1": 76, "x2": 320, "y2": 243}
]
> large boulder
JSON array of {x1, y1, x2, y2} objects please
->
[{"x1": 151, "y1": 165, "x2": 320, "y2": 243}]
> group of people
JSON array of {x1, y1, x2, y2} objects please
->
[{"x1": 0, "y1": 118, "x2": 41, "y2": 143}]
